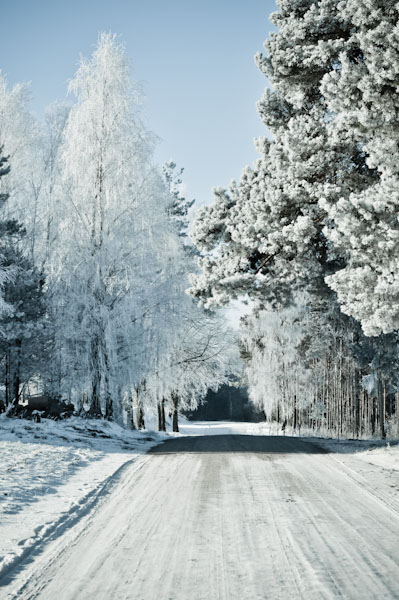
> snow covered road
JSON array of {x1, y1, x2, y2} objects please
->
[{"x1": 3, "y1": 432, "x2": 399, "y2": 599}]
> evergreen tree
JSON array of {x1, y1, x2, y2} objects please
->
[
  {"x1": 320, "y1": 1, "x2": 399, "y2": 336},
  {"x1": 190, "y1": 0, "x2": 374, "y2": 309},
  {"x1": 163, "y1": 160, "x2": 194, "y2": 242},
  {"x1": 189, "y1": 1, "x2": 398, "y2": 438},
  {"x1": 0, "y1": 148, "x2": 49, "y2": 410},
  {"x1": 0, "y1": 237, "x2": 48, "y2": 407}
]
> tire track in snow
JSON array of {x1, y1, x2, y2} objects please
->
[
  {"x1": 1, "y1": 456, "x2": 152, "y2": 598},
  {"x1": 3, "y1": 434, "x2": 399, "y2": 600}
]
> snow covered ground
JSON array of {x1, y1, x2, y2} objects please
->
[
  {"x1": 0, "y1": 418, "x2": 398, "y2": 599},
  {"x1": 0, "y1": 415, "x2": 163, "y2": 583}
]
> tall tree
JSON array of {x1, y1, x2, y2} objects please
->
[
  {"x1": 189, "y1": 0, "x2": 374, "y2": 309},
  {"x1": 0, "y1": 148, "x2": 49, "y2": 409},
  {"x1": 188, "y1": 1, "x2": 397, "y2": 439},
  {"x1": 49, "y1": 34, "x2": 194, "y2": 420},
  {"x1": 320, "y1": 1, "x2": 399, "y2": 336}
]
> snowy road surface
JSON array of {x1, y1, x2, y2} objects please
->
[{"x1": 3, "y1": 432, "x2": 399, "y2": 599}]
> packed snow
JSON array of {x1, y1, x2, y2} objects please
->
[
  {"x1": 0, "y1": 415, "x2": 163, "y2": 582},
  {"x1": 1, "y1": 420, "x2": 398, "y2": 599}
]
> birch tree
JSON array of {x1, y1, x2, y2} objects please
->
[{"x1": 49, "y1": 33, "x2": 169, "y2": 418}]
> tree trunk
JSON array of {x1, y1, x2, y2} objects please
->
[
  {"x1": 88, "y1": 334, "x2": 102, "y2": 417},
  {"x1": 103, "y1": 348, "x2": 113, "y2": 420},
  {"x1": 88, "y1": 379, "x2": 102, "y2": 417},
  {"x1": 355, "y1": 382, "x2": 360, "y2": 439},
  {"x1": 158, "y1": 399, "x2": 166, "y2": 432},
  {"x1": 371, "y1": 397, "x2": 376, "y2": 436},
  {"x1": 172, "y1": 393, "x2": 179, "y2": 433},
  {"x1": 161, "y1": 398, "x2": 166, "y2": 431},
  {"x1": 136, "y1": 402, "x2": 145, "y2": 429},
  {"x1": 5, "y1": 349, "x2": 10, "y2": 407},
  {"x1": 125, "y1": 394, "x2": 135, "y2": 430},
  {"x1": 12, "y1": 339, "x2": 22, "y2": 406},
  {"x1": 104, "y1": 391, "x2": 113, "y2": 420},
  {"x1": 378, "y1": 376, "x2": 386, "y2": 439}
]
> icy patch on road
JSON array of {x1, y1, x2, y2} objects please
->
[{"x1": 0, "y1": 416, "x2": 162, "y2": 581}]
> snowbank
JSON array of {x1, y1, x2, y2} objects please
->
[{"x1": 0, "y1": 415, "x2": 163, "y2": 581}]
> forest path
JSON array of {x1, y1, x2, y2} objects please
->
[{"x1": 4, "y1": 434, "x2": 399, "y2": 600}]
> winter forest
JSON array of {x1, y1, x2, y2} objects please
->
[
  {"x1": 1, "y1": 0, "x2": 399, "y2": 442},
  {"x1": 0, "y1": 34, "x2": 236, "y2": 432}
]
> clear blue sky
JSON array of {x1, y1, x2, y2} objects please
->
[{"x1": 0, "y1": 0, "x2": 277, "y2": 205}]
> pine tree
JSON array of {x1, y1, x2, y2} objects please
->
[
  {"x1": 163, "y1": 160, "x2": 194, "y2": 242},
  {"x1": 0, "y1": 148, "x2": 49, "y2": 410},
  {"x1": 320, "y1": 1, "x2": 399, "y2": 336},
  {"x1": 189, "y1": 0, "x2": 374, "y2": 309},
  {"x1": 0, "y1": 237, "x2": 48, "y2": 408},
  {"x1": 189, "y1": 1, "x2": 397, "y2": 439}
]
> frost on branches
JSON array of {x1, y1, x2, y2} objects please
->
[
  {"x1": 320, "y1": 1, "x2": 399, "y2": 335},
  {"x1": 190, "y1": 0, "x2": 373, "y2": 310},
  {"x1": 189, "y1": 0, "x2": 399, "y2": 438},
  {"x1": 0, "y1": 33, "x2": 236, "y2": 425}
]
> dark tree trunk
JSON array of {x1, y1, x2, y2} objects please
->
[
  {"x1": 172, "y1": 393, "x2": 179, "y2": 432},
  {"x1": 126, "y1": 395, "x2": 135, "y2": 430},
  {"x1": 104, "y1": 375, "x2": 112, "y2": 419},
  {"x1": 88, "y1": 335, "x2": 102, "y2": 417},
  {"x1": 12, "y1": 339, "x2": 22, "y2": 405},
  {"x1": 88, "y1": 379, "x2": 102, "y2": 417},
  {"x1": 378, "y1": 376, "x2": 386, "y2": 439},
  {"x1": 104, "y1": 395, "x2": 113, "y2": 420},
  {"x1": 158, "y1": 399, "x2": 166, "y2": 431},
  {"x1": 157, "y1": 403, "x2": 162, "y2": 431},
  {"x1": 5, "y1": 349, "x2": 9, "y2": 407},
  {"x1": 137, "y1": 402, "x2": 145, "y2": 429},
  {"x1": 354, "y1": 370, "x2": 361, "y2": 438},
  {"x1": 103, "y1": 345, "x2": 113, "y2": 420},
  {"x1": 371, "y1": 397, "x2": 376, "y2": 436},
  {"x1": 161, "y1": 398, "x2": 166, "y2": 431}
]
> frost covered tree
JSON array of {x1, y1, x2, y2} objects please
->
[
  {"x1": 188, "y1": 1, "x2": 399, "y2": 439},
  {"x1": 0, "y1": 74, "x2": 43, "y2": 262},
  {"x1": 163, "y1": 160, "x2": 194, "y2": 242},
  {"x1": 136, "y1": 164, "x2": 238, "y2": 432},
  {"x1": 36, "y1": 103, "x2": 70, "y2": 272},
  {"x1": 48, "y1": 33, "x2": 175, "y2": 419},
  {"x1": 0, "y1": 149, "x2": 49, "y2": 410},
  {"x1": 45, "y1": 34, "x2": 234, "y2": 426},
  {"x1": 0, "y1": 148, "x2": 15, "y2": 319},
  {"x1": 163, "y1": 308, "x2": 236, "y2": 432},
  {"x1": 240, "y1": 293, "x2": 391, "y2": 438},
  {"x1": 240, "y1": 302, "x2": 312, "y2": 426},
  {"x1": 320, "y1": 1, "x2": 399, "y2": 336},
  {"x1": 190, "y1": 0, "x2": 374, "y2": 310}
]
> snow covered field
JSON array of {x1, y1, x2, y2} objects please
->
[
  {"x1": 0, "y1": 415, "x2": 163, "y2": 583},
  {"x1": 1, "y1": 418, "x2": 398, "y2": 599}
]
